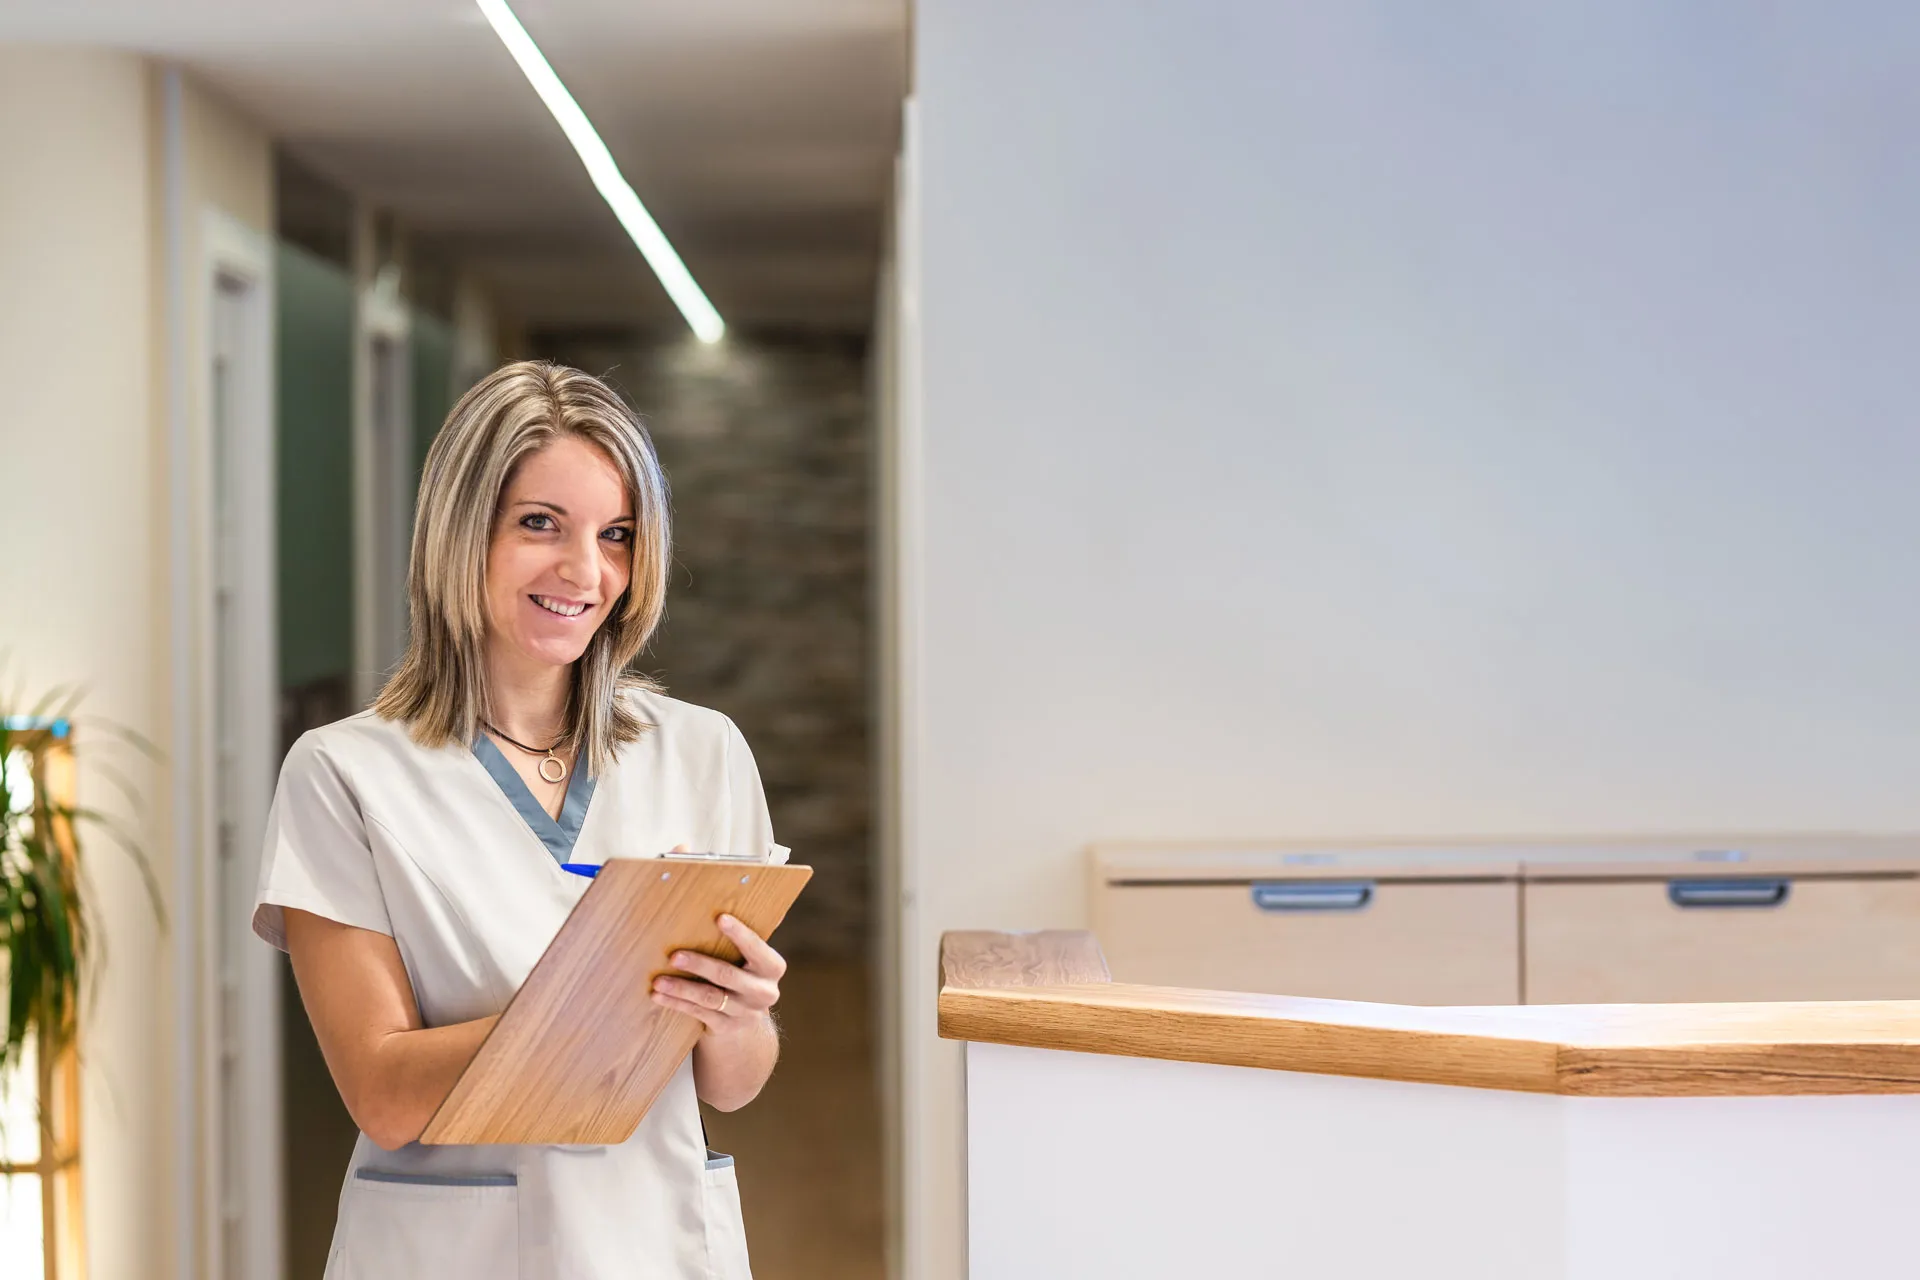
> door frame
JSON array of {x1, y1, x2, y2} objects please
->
[
  {"x1": 196, "y1": 205, "x2": 283, "y2": 1280},
  {"x1": 876, "y1": 94, "x2": 928, "y2": 1280}
]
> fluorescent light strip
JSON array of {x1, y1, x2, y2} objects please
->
[{"x1": 475, "y1": 0, "x2": 725, "y2": 342}]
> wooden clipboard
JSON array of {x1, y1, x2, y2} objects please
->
[{"x1": 421, "y1": 855, "x2": 812, "y2": 1145}]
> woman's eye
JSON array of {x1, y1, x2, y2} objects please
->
[
  {"x1": 520, "y1": 513, "x2": 555, "y2": 532},
  {"x1": 602, "y1": 526, "x2": 633, "y2": 545}
]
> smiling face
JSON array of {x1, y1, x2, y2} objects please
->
[{"x1": 483, "y1": 434, "x2": 636, "y2": 674}]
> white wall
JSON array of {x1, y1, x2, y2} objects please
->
[
  {"x1": 895, "y1": 3, "x2": 1920, "y2": 1276},
  {"x1": 0, "y1": 47, "x2": 169, "y2": 1280}
]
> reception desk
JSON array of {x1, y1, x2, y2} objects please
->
[{"x1": 941, "y1": 930, "x2": 1920, "y2": 1279}]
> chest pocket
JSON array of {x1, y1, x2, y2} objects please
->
[{"x1": 328, "y1": 1169, "x2": 520, "y2": 1280}]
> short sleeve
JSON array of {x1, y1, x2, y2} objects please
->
[
  {"x1": 721, "y1": 716, "x2": 789, "y2": 865},
  {"x1": 251, "y1": 732, "x2": 393, "y2": 952}
]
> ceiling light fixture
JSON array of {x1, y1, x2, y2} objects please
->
[{"x1": 474, "y1": 0, "x2": 725, "y2": 343}]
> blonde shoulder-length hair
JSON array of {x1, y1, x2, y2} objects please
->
[{"x1": 372, "y1": 359, "x2": 671, "y2": 778}]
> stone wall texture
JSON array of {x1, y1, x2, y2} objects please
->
[{"x1": 531, "y1": 329, "x2": 873, "y2": 959}]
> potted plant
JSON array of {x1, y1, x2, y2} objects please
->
[{"x1": 0, "y1": 681, "x2": 163, "y2": 1278}]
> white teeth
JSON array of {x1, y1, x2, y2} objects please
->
[{"x1": 533, "y1": 595, "x2": 588, "y2": 617}]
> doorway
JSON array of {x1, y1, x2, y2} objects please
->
[{"x1": 529, "y1": 327, "x2": 886, "y2": 1280}]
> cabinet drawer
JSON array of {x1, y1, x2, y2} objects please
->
[
  {"x1": 1524, "y1": 875, "x2": 1920, "y2": 1004},
  {"x1": 1097, "y1": 879, "x2": 1519, "y2": 1004}
]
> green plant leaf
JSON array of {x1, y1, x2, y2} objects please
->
[
  {"x1": 0, "y1": 681, "x2": 164, "y2": 1108},
  {"x1": 83, "y1": 717, "x2": 164, "y2": 762},
  {"x1": 85, "y1": 758, "x2": 147, "y2": 812},
  {"x1": 64, "y1": 804, "x2": 167, "y2": 928},
  {"x1": 25, "y1": 682, "x2": 82, "y2": 722}
]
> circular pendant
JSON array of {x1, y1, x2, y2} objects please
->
[{"x1": 538, "y1": 754, "x2": 568, "y2": 784}]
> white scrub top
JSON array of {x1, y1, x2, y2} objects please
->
[{"x1": 253, "y1": 689, "x2": 788, "y2": 1280}]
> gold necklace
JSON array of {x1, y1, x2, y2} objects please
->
[{"x1": 483, "y1": 720, "x2": 569, "y2": 783}]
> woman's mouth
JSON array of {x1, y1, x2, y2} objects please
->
[{"x1": 530, "y1": 594, "x2": 590, "y2": 618}]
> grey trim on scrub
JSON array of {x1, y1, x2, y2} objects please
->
[
  {"x1": 704, "y1": 1151, "x2": 735, "y2": 1171},
  {"x1": 355, "y1": 1168, "x2": 519, "y2": 1188},
  {"x1": 472, "y1": 733, "x2": 598, "y2": 863}
]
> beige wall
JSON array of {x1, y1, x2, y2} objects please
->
[
  {"x1": 177, "y1": 76, "x2": 273, "y2": 234},
  {"x1": 0, "y1": 46, "x2": 170, "y2": 1280},
  {"x1": 0, "y1": 48, "x2": 274, "y2": 1280}
]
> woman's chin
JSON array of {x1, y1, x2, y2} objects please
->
[{"x1": 510, "y1": 633, "x2": 593, "y2": 669}]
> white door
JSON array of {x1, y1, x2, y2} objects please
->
[{"x1": 204, "y1": 229, "x2": 283, "y2": 1280}]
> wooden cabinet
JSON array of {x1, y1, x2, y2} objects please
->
[
  {"x1": 1092, "y1": 848, "x2": 1521, "y2": 1004},
  {"x1": 1525, "y1": 866, "x2": 1920, "y2": 1004},
  {"x1": 1092, "y1": 840, "x2": 1920, "y2": 1008}
]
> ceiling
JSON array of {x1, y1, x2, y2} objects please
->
[{"x1": 0, "y1": 0, "x2": 908, "y2": 332}]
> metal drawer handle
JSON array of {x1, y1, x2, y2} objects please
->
[
  {"x1": 1251, "y1": 880, "x2": 1374, "y2": 912},
  {"x1": 1667, "y1": 878, "x2": 1790, "y2": 909}
]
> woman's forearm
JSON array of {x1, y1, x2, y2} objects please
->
[
  {"x1": 691, "y1": 1012, "x2": 780, "y2": 1112},
  {"x1": 283, "y1": 910, "x2": 501, "y2": 1152},
  {"x1": 352, "y1": 1015, "x2": 500, "y2": 1150}
]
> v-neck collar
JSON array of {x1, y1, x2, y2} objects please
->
[{"x1": 471, "y1": 733, "x2": 597, "y2": 865}]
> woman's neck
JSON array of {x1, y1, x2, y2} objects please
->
[{"x1": 483, "y1": 645, "x2": 572, "y2": 744}]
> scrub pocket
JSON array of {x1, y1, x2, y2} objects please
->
[
  {"x1": 701, "y1": 1150, "x2": 753, "y2": 1280},
  {"x1": 328, "y1": 1168, "x2": 520, "y2": 1280}
]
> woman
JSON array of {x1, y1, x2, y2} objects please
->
[{"x1": 253, "y1": 361, "x2": 788, "y2": 1279}]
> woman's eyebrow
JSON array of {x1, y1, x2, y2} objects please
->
[{"x1": 510, "y1": 499, "x2": 633, "y2": 523}]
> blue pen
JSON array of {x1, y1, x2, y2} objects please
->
[{"x1": 560, "y1": 862, "x2": 602, "y2": 878}]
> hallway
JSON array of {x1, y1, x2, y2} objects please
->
[{"x1": 0, "y1": 3, "x2": 904, "y2": 1277}]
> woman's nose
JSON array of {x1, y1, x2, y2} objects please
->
[{"x1": 556, "y1": 530, "x2": 598, "y2": 588}]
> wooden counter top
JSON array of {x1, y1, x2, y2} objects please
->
[{"x1": 938, "y1": 930, "x2": 1920, "y2": 1096}]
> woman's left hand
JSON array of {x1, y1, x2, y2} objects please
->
[{"x1": 651, "y1": 913, "x2": 786, "y2": 1038}]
